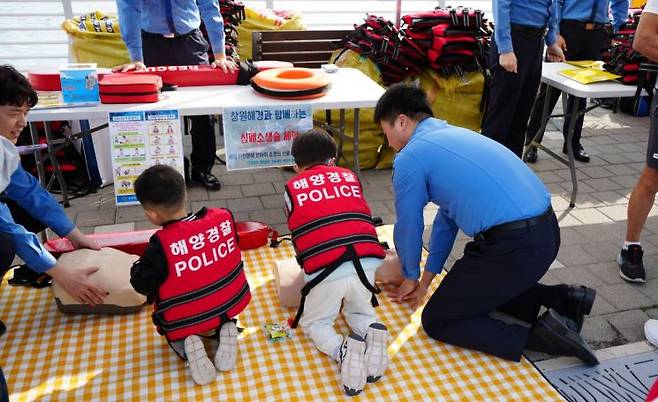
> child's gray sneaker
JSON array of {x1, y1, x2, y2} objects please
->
[
  {"x1": 214, "y1": 320, "x2": 239, "y2": 372},
  {"x1": 184, "y1": 335, "x2": 216, "y2": 385},
  {"x1": 338, "y1": 333, "x2": 368, "y2": 397},
  {"x1": 365, "y1": 322, "x2": 389, "y2": 383}
]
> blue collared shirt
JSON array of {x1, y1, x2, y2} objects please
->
[
  {"x1": 392, "y1": 118, "x2": 551, "y2": 280},
  {"x1": 1, "y1": 166, "x2": 75, "y2": 272},
  {"x1": 493, "y1": 0, "x2": 559, "y2": 54},
  {"x1": 558, "y1": 0, "x2": 630, "y2": 33},
  {"x1": 117, "y1": 0, "x2": 226, "y2": 63}
]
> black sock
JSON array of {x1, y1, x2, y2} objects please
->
[{"x1": 536, "y1": 284, "x2": 569, "y2": 314}]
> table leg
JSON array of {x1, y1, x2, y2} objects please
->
[
  {"x1": 353, "y1": 108, "x2": 361, "y2": 178},
  {"x1": 565, "y1": 96, "x2": 581, "y2": 208},
  {"x1": 29, "y1": 122, "x2": 46, "y2": 184},
  {"x1": 44, "y1": 123, "x2": 70, "y2": 207},
  {"x1": 524, "y1": 86, "x2": 556, "y2": 161},
  {"x1": 335, "y1": 109, "x2": 346, "y2": 166}
]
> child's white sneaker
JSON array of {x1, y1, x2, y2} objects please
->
[
  {"x1": 338, "y1": 333, "x2": 368, "y2": 397},
  {"x1": 365, "y1": 322, "x2": 389, "y2": 383},
  {"x1": 184, "y1": 335, "x2": 216, "y2": 385},
  {"x1": 215, "y1": 320, "x2": 239, "y2": 371}
]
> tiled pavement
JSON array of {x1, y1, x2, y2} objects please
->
[{"x1": 59, "y1": 102, "x2": 658, "y2": 361}]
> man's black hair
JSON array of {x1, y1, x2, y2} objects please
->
[
  {"x1": 291, "y1": 129, "x2": 337, "y2": 167},
  {"x1": 373, "y1": 83, "x2": 434, "y2": 124},
  {"x1": 134, "y1": 165, "x2": 186, "y2": 210},
  {"x1": 0, "y1": 65, "x2": 38, "y2": 108}
]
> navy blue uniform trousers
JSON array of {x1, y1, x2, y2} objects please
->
[
  {"x1": 482, "y1": 27, "x2": 545, "y2": 157},
  {"x1": 421, "y1": 211, "x2": 561, "y2": 361}
]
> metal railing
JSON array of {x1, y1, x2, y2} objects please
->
[{"x1": 0, "y1": 0, "x2": 490, "y2": 72}]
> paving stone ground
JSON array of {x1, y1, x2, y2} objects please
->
[{"x1": 58, "y1": 101, "x2": 658, "y2": 362}]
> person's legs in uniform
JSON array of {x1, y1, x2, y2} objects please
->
[
  {"x1": 507, "y1": 31, "x2": 544, "y2": 157},
  {"x1": 421, "y1": 214, "x2": 597, "y2": 365},
  {"x1": 559, "y1": 23, "x2": 608, "y2": 162},
  {"x1": 141, "y1": 30, "x2": 221, "y2": 190},
  {"x1": 619, "y1": 96, "x2": 658, "y2": 282},
  {"x1": 481, "y1": 36, "x2": 525, "y2": 154},
  {"x1": 482, "y1": 29, "x2": 544, "y2": 157}
]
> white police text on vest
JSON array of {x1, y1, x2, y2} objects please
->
[
  {"x1": 174, "y1": 238, "x2": 236, "y2": 277},
  {"x1": 295, "y1": 185, "x2": 362, "y2": 206}
]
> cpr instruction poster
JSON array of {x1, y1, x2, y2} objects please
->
[
  {"x1": 223, "y1": 104, "x2": 313, "y2": 170},
  {"x1": 108, "y1": 110, "x2": 184, "y2": 206}
]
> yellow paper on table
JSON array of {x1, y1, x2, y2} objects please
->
[
  {"x1": 565, "y1": 60, "x2": 605, "y2": 69},
  {"x1": 559, "y1": 68, "x2": 621, "y2": 84}
]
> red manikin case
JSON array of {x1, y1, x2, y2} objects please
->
[
  {"x1": 44, "y1": 221, "x2": 273, "y2": 258},
  {"x1": 99, "y1": 73, "x2": 162, "y2": 104}
]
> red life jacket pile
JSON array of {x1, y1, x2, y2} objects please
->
[
  {"x1": 402, "y1": 8, "x2": 491, "y2": 77},
  {"x1": 202, "y1": 0, "x2": 246, "y2": 61},
  {"x1": 603, "y1": 8, "x2": 646, "y2": 85},
  {"x1": 336, "y1": 8, "x2": 492, "y2": 85}
]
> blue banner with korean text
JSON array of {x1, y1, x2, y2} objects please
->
[{"x1": 222, "y1": 104, "x2": 313, "y2": 170}]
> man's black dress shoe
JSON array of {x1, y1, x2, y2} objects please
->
[
  {"x1": 191, "y1": 170, "x2": 222, "y2": 191},
  {"x1": 562, "y1": 144, "x2": 590, "y2": 163},
  {"x1": 527, "y1": 309, "x2": 599, "y2": 366},
  {"x1": 563, "y1": 286, "x2": 596, "y2": 332},
  {"x1": 0, "y1": 320, "x2": 5, "y2": 338}
]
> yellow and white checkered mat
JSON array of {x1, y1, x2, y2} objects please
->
[{"x1": 0, "y1": 226, "x2": 563, "y2": 401}]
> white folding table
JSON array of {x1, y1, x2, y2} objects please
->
[
  {"x1": 524, "y1": 62, "x2": 639, "y2": 207},
  {"x1": 26, "y1": 67, "x2": 386, "y2": 206}
]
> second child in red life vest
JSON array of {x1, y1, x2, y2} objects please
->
[
  {"x1": 130, "y1": 165, "x2": 251, "y2": 386},
  {"x1": 284, "y1": 130, "x2": 389, "y2": 397}
]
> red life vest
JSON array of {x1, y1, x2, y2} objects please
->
[
  {"x1": 153, "y1": 208, "x2": 251, "y2": 341},
  {"x1": 285, "y1": 165, "x2": 385, "y2": 275}
]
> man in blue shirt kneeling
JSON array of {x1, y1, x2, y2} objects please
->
[{"x1": 376, "y1": 83, "x2": 599, "y2": 366}]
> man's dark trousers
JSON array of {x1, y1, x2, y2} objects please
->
[
  {"x1": 526, "y1": 22, "x2": 608, "y2": 148},
  {"x1": 482, "y1": 27, "x2": 545, "y2": 157},
  {"x1": 421, "y1": 211, "x2": 561, "y2": 361},
  {"x1": 141, "y1": 29, "x2": 216, "y2": 173}
]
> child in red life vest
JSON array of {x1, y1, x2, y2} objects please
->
[
  {"x1": 130, "y1": 165, "x2": 251, "y2": 385},
  {"x1": 284, "y1": 130, "x2": 389, "y2": 397}
]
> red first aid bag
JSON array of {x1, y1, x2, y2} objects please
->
[{"x1": 99, "y1": 73, "x2": 162, "y2": 104}]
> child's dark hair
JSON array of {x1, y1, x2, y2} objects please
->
[
  {"x1": 290, "y1": 129, "x2": 337, "y2": 168},
  {"x1": 373, "y1": 83, "x2": 433, "y2": 124},
  {"x1": 0, "y1": 65, "x2": 38, "y2": 108},
  {"x1": 134, "y1": 165, "x2": 186, "y2": 210}
]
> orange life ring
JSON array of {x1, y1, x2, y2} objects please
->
[{"x1": 252, "y1": 67, "x2": 330, "y2": 91}]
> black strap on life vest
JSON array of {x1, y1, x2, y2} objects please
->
[
  {"x1": 155, "y1": 261, "x2": 245, "y2": 314},
  {"x1": 290, "y1": 245, "x2": 381, "y2": 329},
  {"x1": 296, "y1": 234, "x2": 381, "y2": 266},
  {"x1": 154, "y1": 282, "x2": 250, "y2": 333},
  {"x1": 291, "y1": 212, "x2": 377, "y2": 239}
]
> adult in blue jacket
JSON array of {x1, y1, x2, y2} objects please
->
[
  {"x1": 376, "y1": 83, "x2": 598, "y2": 366},
  {"x1": 0, "y1": 66, "x2": 107, "y2": 334},
  {"x1": 525, "y1": 0, "x2": 630, "y2": 163},
  {"x1": 114, "y1": 0, "x2": 238, "y2": 191}
]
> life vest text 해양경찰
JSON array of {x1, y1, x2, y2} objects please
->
[
  {"x1": 169, "y1": 219, "x2": 236, "y2": 277},
  {"x1": 292, "y1": 171, "x2": 361, "y2": 207}
]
